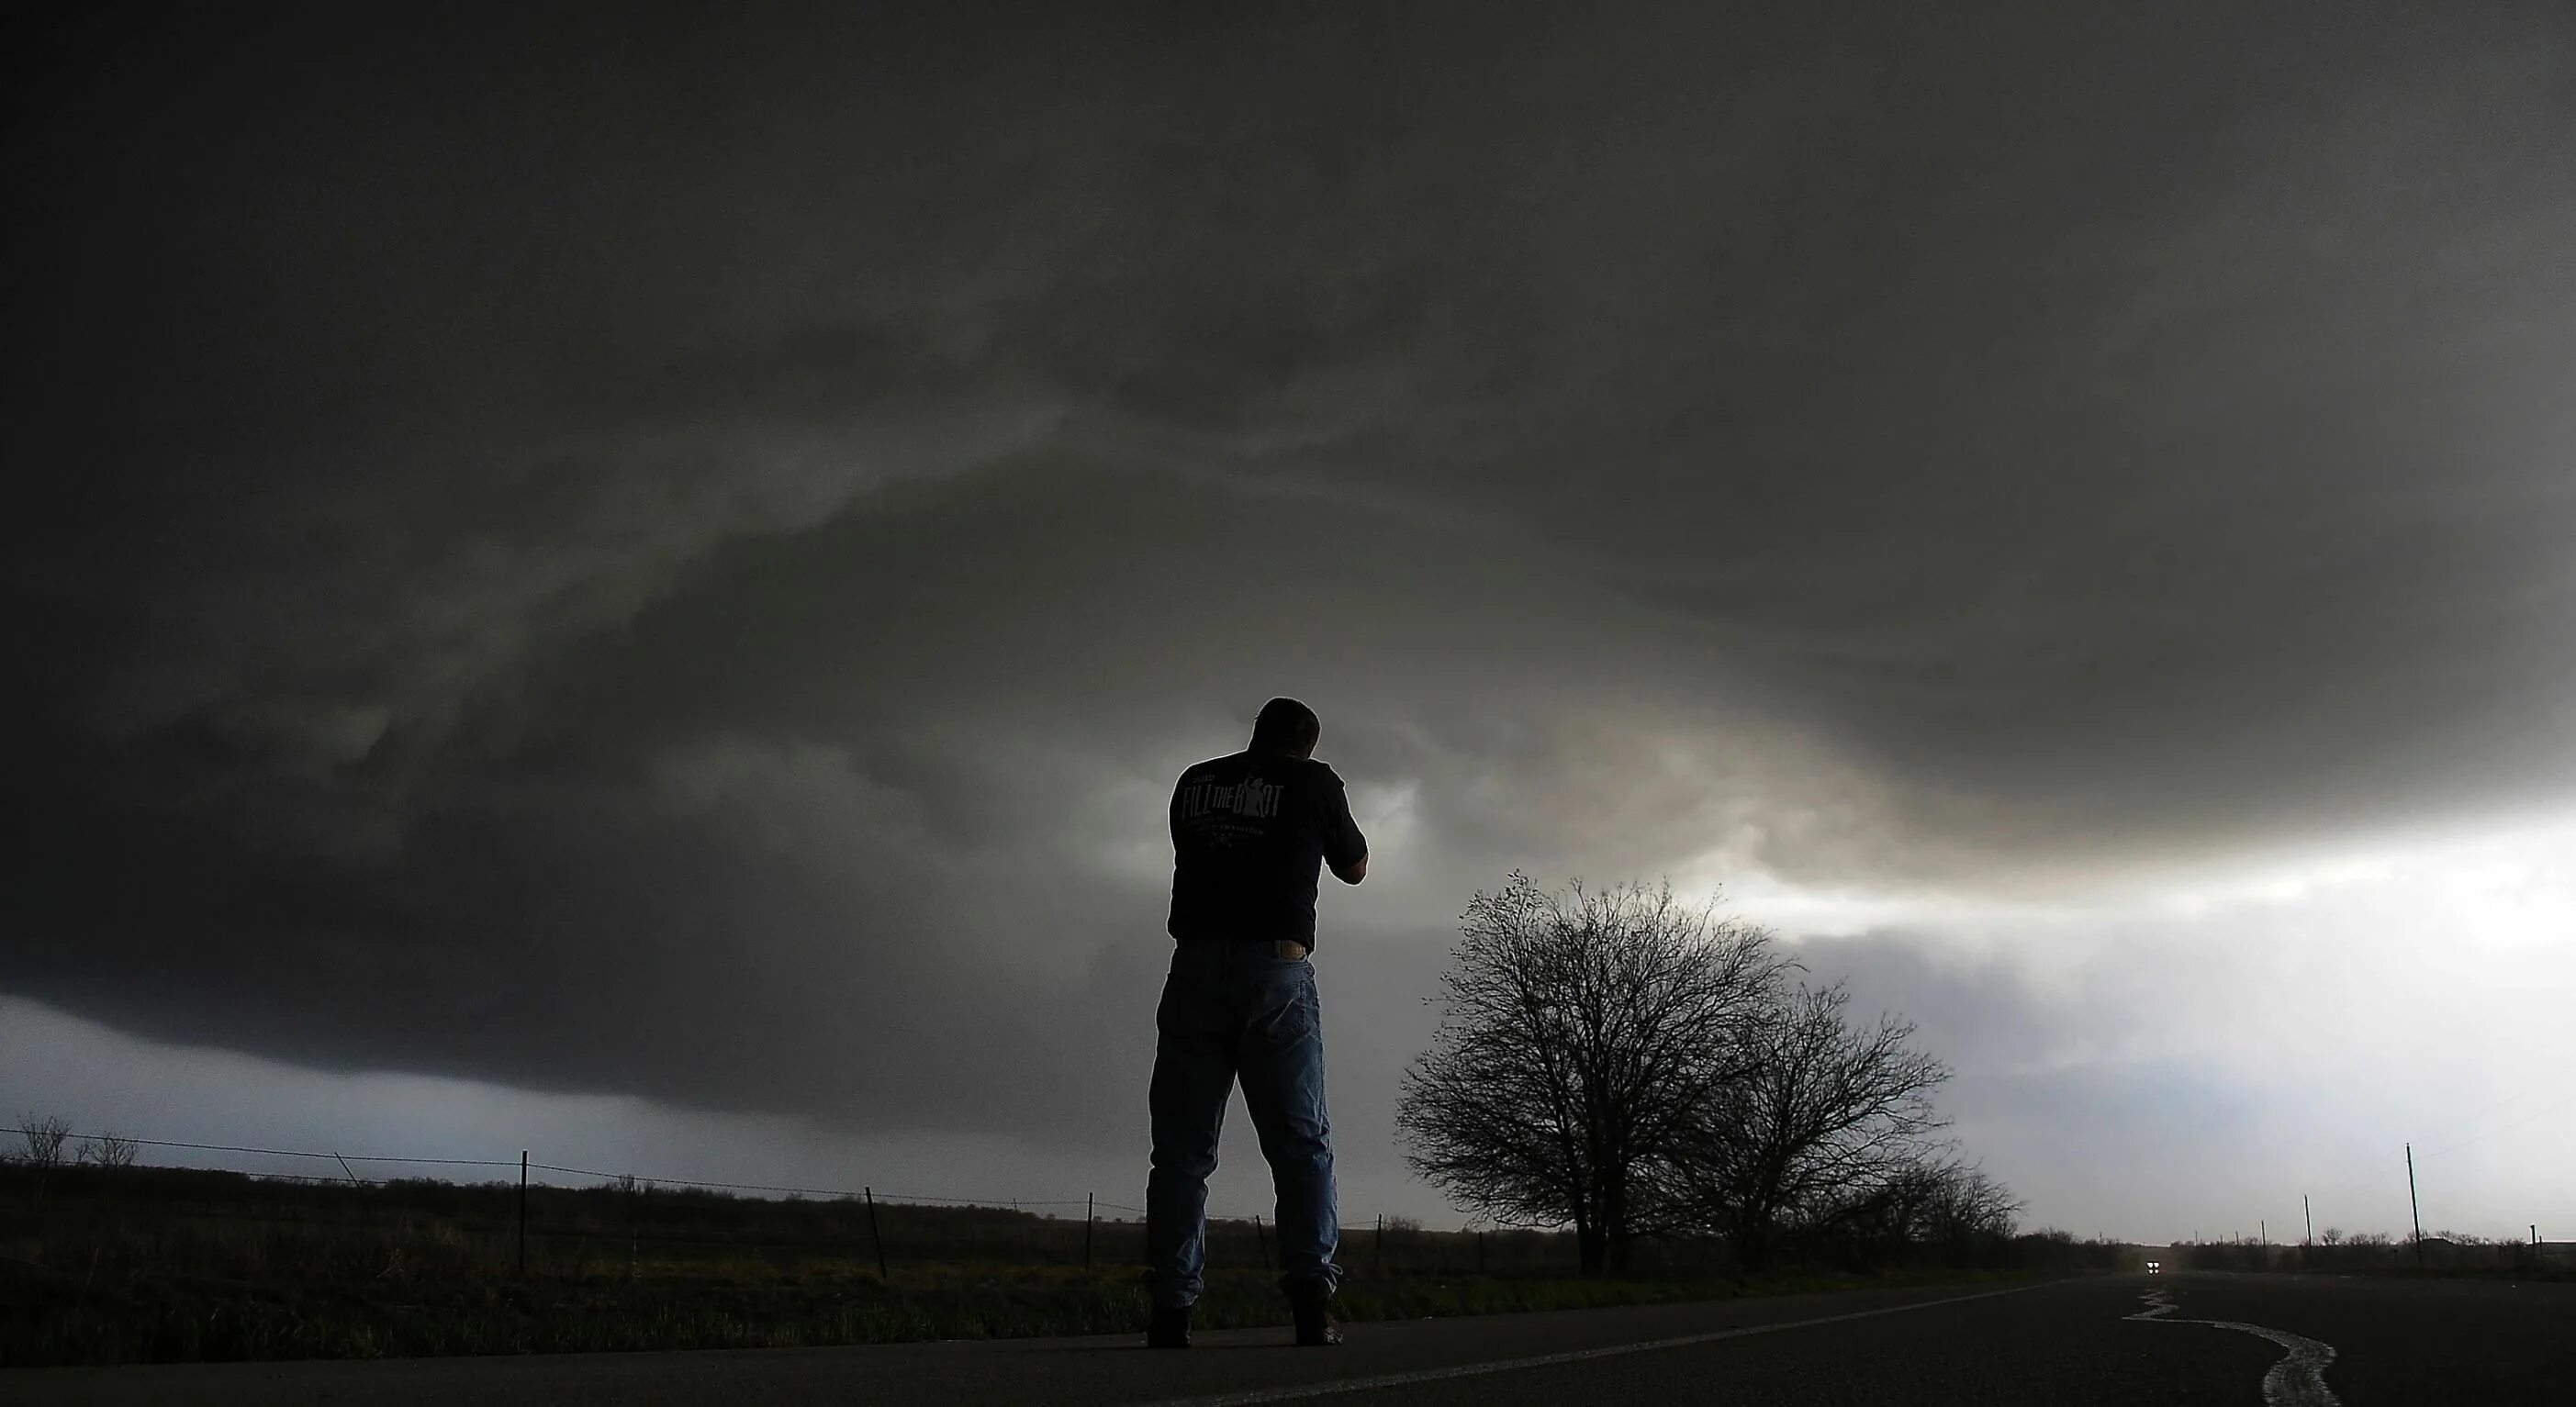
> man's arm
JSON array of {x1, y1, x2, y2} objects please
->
[{"x1": 1319, "y1": 768, "x2": 1369, "y2": 885}]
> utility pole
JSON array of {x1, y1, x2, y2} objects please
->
[
  {"x1": 2304, "y1": 1195, "x2": 2313, "y2": 1245},
  {"x1": 517, "y1": 1151, "x2": 529, "y2": 1278},
  {"x1": 2405, "y1": 1144, "x2": 2425, "y2": 1265},
  {"x1": 864, "y1": 1186, "x2": 889, "y2": 1279}
]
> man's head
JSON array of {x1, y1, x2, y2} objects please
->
[{"x1": 1249, "y1": 697, "x2": 1322, "y2": 759}]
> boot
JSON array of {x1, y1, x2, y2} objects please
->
[
  {"x1": 1291, "y1": 1285, "x2": 1342, "y2": 1347},
  {"x1": 1147, "y1": 1303, "x2": 1193, "y2": 1349}
]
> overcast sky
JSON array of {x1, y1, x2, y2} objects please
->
[{"x1": 6, "y1": 3, "x2": 2572, "y2": 1245}]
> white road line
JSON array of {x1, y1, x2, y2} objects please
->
[
  {"x1": 2125, "y1": 1287, "x2": 2341, "y2": 1407},
  {"x1": 1139, "y1": 1278, "x2": 2068, "y2": 1406}
]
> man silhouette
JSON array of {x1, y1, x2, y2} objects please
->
[{"x1": 1146, "y1": 697, "x2": 1369, "y2": 1348}]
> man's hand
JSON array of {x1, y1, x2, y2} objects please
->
[{"x1": 1331, "y1": 854, "x2": 1368, "y2": 885}]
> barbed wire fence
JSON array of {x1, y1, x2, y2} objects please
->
[
  {"x1": 16, "y1": 1112, "x2": 2565, "y2": 1287},
  {"x1": 6, "y1": 1122, "x2": 1576, "y2": 1283}
]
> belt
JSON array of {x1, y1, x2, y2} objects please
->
[{"x1": 1187, "y1": 936, "x2": 1309, "y2": 960}]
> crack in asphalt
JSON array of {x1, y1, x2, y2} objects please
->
[{"x1": 2125, "y1": 1285, "x2": 2340, "y2": 1407}]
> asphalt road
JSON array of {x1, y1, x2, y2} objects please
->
[{"x1": 8, "y1": 1273, "x2": 2567, "y2": 1405}]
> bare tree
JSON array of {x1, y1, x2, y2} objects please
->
[
  {"x1": 1914, "y1": 1161, "x2": 2021, "y2": 1249},
  {"x1": 1397, "y1": 873, "x2": 1788, "y2": 1274},
  {"x1": 1660, "y1": 982, "x2": 1954, "y2": 1267},
  {"x1": 1826, "y1": 1156, "x2": 2017, "y2": 1260},
  {"x1": 17, "y1": 1113, "x2": 73, "y2": 1168},
  {"x1": 78, "y1": 1131, "x2": 141, "y2": 1169}
]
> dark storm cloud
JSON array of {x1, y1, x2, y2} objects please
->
[{"x1": 8, "y1": 2, "x2": 2575, "y2": 1139}]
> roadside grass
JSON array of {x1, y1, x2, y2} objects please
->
[
  {"x1": 2172, "y1": 1240, "x2": 2574, "y2": 1284},
  {"x1": 0, "y1": 1163, "x2": 2080, "y2": 1368},
  {"x1": 2184, "y1": 1261, "x2": 2575, "y2": 1285},
  {"x1": 2, "y1": 1257, "x2": 2056, "y2": 1368}
]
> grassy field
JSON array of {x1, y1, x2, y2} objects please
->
[
  {"x1": 0, "y1": 1162, "x2": 2083, "y2": 1368},
  {"x1": 2170, "y1": 1237, "x2": 2575, "y2": 1282}
]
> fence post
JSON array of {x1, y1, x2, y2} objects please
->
[
  {"x1": 1374, "y1": 1215, "x2": 1383, "y2": 1275},
  {"x1": 865, "y1": 1187, "x2": 890, "y2": 1280},
  {"x1": 1085, "y1": 1192, "x2": 1095, "y2": 1274},
  {"x1": 517, "y1": 1151, "x2": 529, "y2": 1278}
]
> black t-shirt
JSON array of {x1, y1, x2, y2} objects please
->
[{"x1": 1166, "y1": 750, "x2": 1368, "y2": 947}]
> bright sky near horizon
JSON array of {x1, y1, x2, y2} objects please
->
[{"x1": 6, "y1": 2, "x2": 2572, "y2": 1247}]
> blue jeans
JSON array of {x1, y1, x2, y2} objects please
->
[{"x1": 1147, "y1": 941, "x2": 1339, "y2": 1307}]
